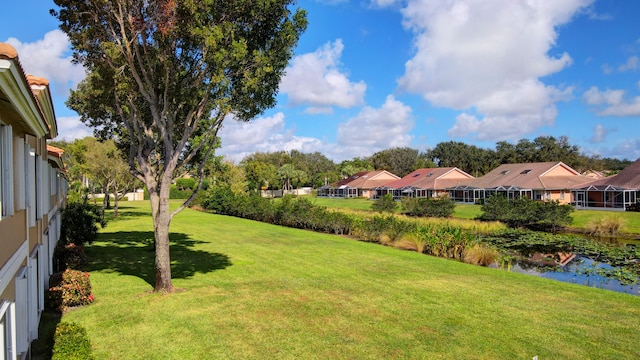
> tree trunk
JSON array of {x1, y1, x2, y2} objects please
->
[
  {"x1": 149, "y1": 187, "x2": 174, "y2": 292},
  {"x1": 114, "y1": 193, "x2": 120, "y2": 217}
]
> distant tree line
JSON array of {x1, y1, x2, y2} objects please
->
[
  {"x1": 53, "y1": 135, "x2": 633, "y2": 195},
  {"x1": 239, "y1": 135, "x2": 632, "y2": 191}
]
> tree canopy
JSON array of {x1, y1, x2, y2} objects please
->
[{"x1": 53, "y1": 0, "x2": 307, "y2": 292}]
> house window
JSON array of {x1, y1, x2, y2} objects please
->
[
  {"x1": 1, "y1": 124, "x2": 14, "y2": 219},
  {"x1": 0, "y1": 300, "x2": 17, "y2": 360},
  {"x1": 520, "y1": 169, "x2": 531, "y2": 174},
  {"x1": 560, "y1": 191, "x2": 565, "y2": 200}
]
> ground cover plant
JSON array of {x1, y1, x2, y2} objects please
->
[{"x1": 59, "y1": 201, "x2": 640, "y2": 359}]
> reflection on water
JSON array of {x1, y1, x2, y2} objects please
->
[{"x1": 510, "y1": 256, "x2": 640, "y2": 296}]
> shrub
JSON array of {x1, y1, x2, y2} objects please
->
[
  {"x1": 536, "y1": 200, "x2": 574, "y2": 233},
  {"x1": 51, "y1": 322, "x2": 94, "y2": 360},
  {"x1": 53, "y1": 243, "x2": 87, "y2": 271},
  {"x1": 61, "y1": 199, "x2": 103, "y2": 246},
  {"x1": 372, "y1": 193, "x2": 397, "y2": 213},
  {"x1": 403, "y1": 195, "x2": 455, "y2": 218},
  {"x1": 176, "y1": 177, "x2": 197, "y2": 191},
  {"x1": 382, "y1": 216, "x2": 416, "y2": 244},
  {"x1": 48, "y1": 270, "x2": 95, "y2": 312},
  {"x1": 478, "y1": 195, "x2": 511, "y2": 222},
  {"x1": 201, "y1": 186, "x2": 236, "y2": 214},
  {"x1": 479, "y1": 195, "x2": 572, "y2": 231}
]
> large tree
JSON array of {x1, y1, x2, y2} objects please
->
[{"x1": 53, "y1": 0, "x2": 307, "y2": 292}]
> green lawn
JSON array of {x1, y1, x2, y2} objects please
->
[
  {"x1": 571, "y1": 209, "x2": 640, "y2": 235},
  {"x1": 312, "y1": 196, "x2": 374, "y2": 211},
  {"x1": 62, "y1": 201, "x2": 640, "y2": 359}
]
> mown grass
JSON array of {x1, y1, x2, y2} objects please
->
[
  {"x1": 571, "y1": 209, "x2": 640, "y2": 235},
  {"x1": 311, "y1": 196, "x2": 374, "y2": 211},
  {"x1": 62, "y1": 201, "x2": 640, "y2": 359}
]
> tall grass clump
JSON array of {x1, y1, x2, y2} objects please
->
[
  {"x1": 588, "y1": 217, "x2": 625, "y2": 237},
  {"x1": 463, "y1": 243, "x2": 500, "y2": 266},
  {"x1": 400, "y1": 224, "x2": 474, "y2": 260}
]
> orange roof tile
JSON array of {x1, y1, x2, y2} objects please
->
[
  {"x1": 0, "y1": 42, "x2": 18, "y2": 59},
  {"x1": 382, "y1": 167, "x2": 474, "y2": 190},
  {"x1": 465, "y1": 162, "x2": 591, "y2": 190}
]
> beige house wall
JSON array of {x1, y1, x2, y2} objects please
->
[
  {"x1": 0, "y1": 211, "x2": 26, "y2": 271},
  {"x1": 1, "y1": 42, "x2": 67, "y2": 357},
  {"x1": 546, "y1": 190, "x2": 572, "y2": 204},
  {"x1": 544, "y1": 165, "x2": 575, "y2": 177},
  {"x1": 441, "y1": 170, "x2": 472, "y2": 180}
]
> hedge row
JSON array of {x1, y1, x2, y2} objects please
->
[
  {"x1": 198, "y1": 188, "x2": 483, "y2": 261},
  {"x1": 49, "y1": 197, "x2": 100, "y2": 313}
]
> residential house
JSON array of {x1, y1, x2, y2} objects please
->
[
  {"x1": 375, "y1": 167, "x2": 474, "y2": 201},
  {"x1": 571, "y1": 158, "x2": 640, "y2": 210},
  {"x1": 449, "y1": 162, "x2": 593, "y2": 204},
  {"x1": 1, "y1": 43, "x2": 67, "y2": 359},
  {"x1": 317, "y1": 170, "x2": 399, "y2": 199}
]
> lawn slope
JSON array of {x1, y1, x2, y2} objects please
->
[{"x1": 63, "y1": 201, "x2": 640, "y2": 359}]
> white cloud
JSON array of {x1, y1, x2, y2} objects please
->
[
  {"x1": 590, "y1": 124, "x2": 609, "y2": 143},
  {"x1": 5, "y1": 29, "x2": 85, "y2": 96},
  {"x1": 218, "y1": 96, "x2": 415, "y2": 163},
  {"x1": 217, "y1": 113, "x2": 325, "y2": 163},
  {"x1": 53, "y1": 116, "x2": 93, "y2": 142},
  {"x1": 370, "y1": 0, "x2": 400, "y2": 8},
  {"x1": 618, "y1": 56, "x2": 639, "y2": 72},
  {"x1": 337, "y1": 95, "x2": 413, "y2": 152},
  {"x1": 610, "y1": 139, "x2": 640, "y2": 160},
  {"x1": 396, "y1": 0, "x2": 591, "y2": 140},
  {"x1": 280, "y1": 39, "x2": 366, "y2": 112},
  {"x1": 601, "y1": 64, "x2": 614, "y2": 74},
  {"x1": 583, "y1": 86, "x2": 640, "y2": 116}
]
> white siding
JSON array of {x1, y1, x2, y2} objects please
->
[
  {"x1": 13, "y1": 137, "x2": 25, "y2": 212},
  {"x1": 0, "y1": 301, "x2": 17, "y2": 360},
  {"x1": 26, "y1": 146, "x2": 35, "y2": 227},
  {"x1": 14, "y1": 268, "x2": 27, "y2": 356},
  {"x1": 0, "y1": 124, "x2": 14, "y2": 219}
]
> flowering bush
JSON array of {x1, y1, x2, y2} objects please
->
[{"x1": 48, "y1": 269, "x2": 95, "y2": 312}]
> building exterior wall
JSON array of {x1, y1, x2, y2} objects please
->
[
  {"x1": 1, "y1": 42, "x2": 66, "y2": 359},
  {"x1": 440, "y1": 170, "x2": 471, "y2": 180},
  {"x1": 544, "y1": 165, "x2": 575, "y2": 177}
]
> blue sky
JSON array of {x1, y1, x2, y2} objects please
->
[{"x1": 2, "y1": 0, "x2": 639, "y2": 163}]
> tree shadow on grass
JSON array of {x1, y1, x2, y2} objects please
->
[{"x1": 85, "y1": 231, "x2": 232, "y2": 287}]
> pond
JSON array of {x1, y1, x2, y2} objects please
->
[
  {"x1": 510, "y1": 256, "x2": 640, "y2": 296},
  {"x1": 482, "y1": 231, "x2": 640, "y2": 296}
]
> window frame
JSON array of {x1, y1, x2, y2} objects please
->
[{"x1": 0, "y1": 124, "x2": 14, "y2": 219}]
